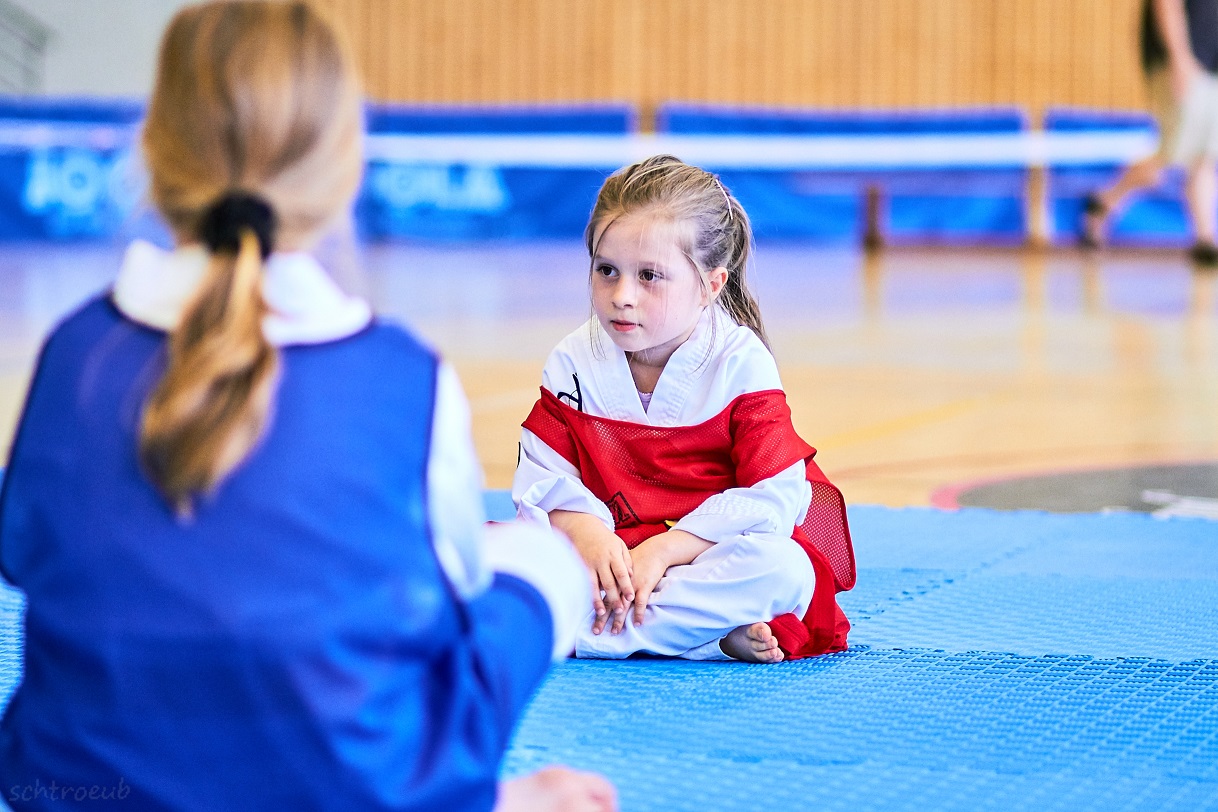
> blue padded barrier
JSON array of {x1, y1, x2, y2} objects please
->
[
  {"x1": 656, "y1": 104, "x2": 1030, "y2": 244},
  {"x1": 0, "y1": 97, "x2": 144, "y2": 125},
  {"x1": 1044, "y1": 109, "x2": 1160, "y2": 133},
  {"x1": 657, "y1": 104, "x2": 1027, "y2": 136},
  {"x1": 0, "y1": 98, "x2": 637, "y2": 135},
  {"x1": 1044, "y1": 107, "x2": 1191, "y2": 247},
  {"x1": 357, "y1": 102, "x2": 634, "y2": 241},
  {"x1": 0, "y1": 98, "x2": 635, "y2": 243},
  {"x1": 6, "y1": 96, "x2": 1196, "y2": 247},
  {"x1": 365, "y1": 103, "x2": 635, "y2": 135},
  {"x1": 0, "y1": 97, "x2": 149, "y2": 241}
]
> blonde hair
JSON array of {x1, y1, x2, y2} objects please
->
[
  {"x1": 584, "y1": 154, "x2": 769, "y2": 348},
  {"x1": 139, "y1": 0, "x2": 364, "y2": 514}
]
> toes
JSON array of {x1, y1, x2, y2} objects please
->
[
  {"x1": 743, "y1": 623, "x2": 782, "y2": 654},
  {"x1": 721, "y1": 623, "x2": 789, "y2": 663},
  {"x1": 760, "y1": 644, "x2": 783, "y2": 663}
]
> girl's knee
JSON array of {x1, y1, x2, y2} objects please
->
[
  {"x1": 725, "y1": 536, "x2": 815, "y2": 611},
  {"x1": 771, "y1": 540, "x2": 816, "y2": 608}
]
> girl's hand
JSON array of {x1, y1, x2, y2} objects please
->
[
  {"x1": 626, "y1": 529, "x2": 714, "y2": 629},
  {"x1": 624, "y1": 542, "x2": 668, "y2": 632},
  {"x1": 548, "y1": 510, "x2": 634, "y2": 634}
]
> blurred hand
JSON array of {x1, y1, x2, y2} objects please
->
[{"x1": 496, "y1": 767, "x2": 618, "y2": 812}]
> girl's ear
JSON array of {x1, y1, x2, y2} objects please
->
[{"x1": 703, "y1": 266, "x2": 728, "y2": 304}]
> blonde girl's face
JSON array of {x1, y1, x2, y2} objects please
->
[{"x1": 590, "y1": 213, "x2": 725, "y2": 366}]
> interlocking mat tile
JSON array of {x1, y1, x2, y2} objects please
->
[
  {"x1": 502, "y1": 506, "x2": 1218, "y2": 811},
  {"x1": 1, "y1": 504, "x2": 1216, "y2": 810}
]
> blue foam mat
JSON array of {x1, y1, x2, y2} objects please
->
[
  {"x1": 0, "y1": 504, "x2": 1216, "y2": 810},
  {"x1": 505, "y1": 654, "x2": 1218, "y2": 811},
  {"x1": 502, "y1": 505, "x2": 1218, "y2": 811},
  {"x1": 854, "y1": 574, "x2": 1218, "y2": 660}
]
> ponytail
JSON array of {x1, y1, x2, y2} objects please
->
[
  {"x1": 139, "y1": 0, "x2": 363, "y2": 514},
  {"x1": 714, "y1": 194, "x2": 770, "y2": 350},
  {"x1": 139, "y1": 194, "x2": 280, "y2": 515}
]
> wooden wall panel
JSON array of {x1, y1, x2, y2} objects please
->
[{"x1": 327, "y1": 0, "x2": 1148, "y2": 124}]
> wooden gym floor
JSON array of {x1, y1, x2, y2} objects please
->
[{"x1": 1, "y1": 240, "x2": 1215, "y2": 509}]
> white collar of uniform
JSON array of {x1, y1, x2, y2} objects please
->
[
  {"x1": 586, "y1": 304, "x2": 727, "y2": 425},
  {"x1": 587, "y1": 302, "x2": 725, "y2": 364},
  {"x1": 111, "y1": 239, "x2": 373, "y2": 346}
]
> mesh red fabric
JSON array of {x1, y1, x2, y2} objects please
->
[
  {"x1": 804, "y1": 466, "x2": 857, "y2": 591},
  {"x1": 523, "y1": 387, "x2": 856, "y2": 591},
  {"x1": 523, "y1": 387, "x2": 855, "y2": 659}
]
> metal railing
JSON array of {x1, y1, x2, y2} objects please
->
[{"x1": 0, "y1": 0, "x2": 49, "y2": 94}]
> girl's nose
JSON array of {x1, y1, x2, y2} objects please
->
[{"x1": 611, "y1": 276, "x2": 637, "y2": 307}]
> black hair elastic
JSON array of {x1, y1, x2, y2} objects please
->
[{"x1": 198, "y1": 192, "x2": 278, "y2": 260}]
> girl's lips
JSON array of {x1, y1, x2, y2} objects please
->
[{"x1": 610, "y1": 321, "x2": 637, "y2": 332}]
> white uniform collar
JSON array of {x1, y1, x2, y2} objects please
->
[
  {"x1": 111, "y1": 239, "x2": 372, "y2": 346},
  {"x1": 586, "y1": 305, "x2": 727, "y2": 425}
]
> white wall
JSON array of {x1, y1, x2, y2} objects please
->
[{"x1": 11, "y1": 0, "x2": 195, "y2": 98}]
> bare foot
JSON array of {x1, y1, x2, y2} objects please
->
[
  {"x1": 496, "y1": 767, "x2": 618, "y2": 812},
  {"x1": 718, "y1": 621, "x2": 784, "y2": 663}
]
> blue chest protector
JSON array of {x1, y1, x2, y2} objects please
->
[{"x1": 0, "y1": 297, "x2": 550, "y2": 810}]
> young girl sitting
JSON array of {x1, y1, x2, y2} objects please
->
[
  {"x1": 513, "y1": 155, "x2": 855, "y2": 663},
  {"x1": 0, "y1": 3, "x2": 613, "y2": 810}
]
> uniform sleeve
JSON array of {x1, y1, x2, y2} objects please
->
[
  {"x1": 429, "y1": 363, "x2": 590, "y2": 660},
  {"x1": 512, "y1": 427, "x2": 614, "y2": 530},
  {"x1": 478, "y1": 521, "x2": 590, "y2": 661},
  {"x1": 427, "y1": 363, "x2": 492, "y2": 600},
  {"x1": 671, "y1": 460, "x2": 812, "y2": 545},
  {"x1": 455, "y1": 527, "x2": 591, "y2": 761},
  {"x1": 512, "y1": 347, "x2": 614, "y2": 530}
]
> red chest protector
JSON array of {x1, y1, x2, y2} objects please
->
[{"x1": 523, "y1": 387, "x2": 855, "y2": 659}]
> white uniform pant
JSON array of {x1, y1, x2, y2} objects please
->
[{"x1": 574, "y1": 535, "x2": 816, "y2": 661}]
